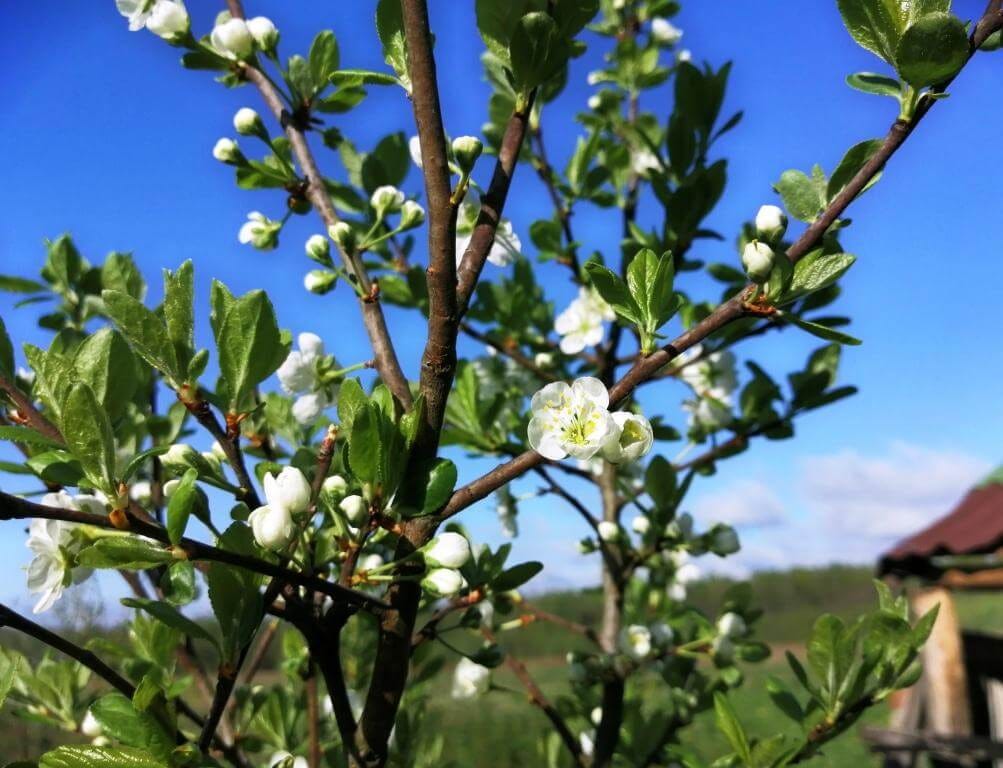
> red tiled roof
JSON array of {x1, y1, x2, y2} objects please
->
[{"x1": 878, "y1": 468, "x2": 1003, "y2": 579}]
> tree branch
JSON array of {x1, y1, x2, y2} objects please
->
[
  {"x1": 184, "y1": 395, "x2": 261, "y2": 509},
  {"x1": 0, "y1": 374, "x2": 62, "y2": 444}
]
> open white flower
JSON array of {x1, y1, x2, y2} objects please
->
[
  {"x1": 677, "y1": 346, "x2": 737, "y2": 399},
  {"x1": 263, "y1": 467, "x2": 311, "y2": 516},
  {"x1": 451, "y1": 657, "x2": 491, "y2": 699},
  {"x1": 423, "y1": 532, "x2": 471, "y2": 569},
  {"x1": 211, "y1": 17, "x2": 255, "y2": 60},
  {"x1": 248, "y1": 504, "x2": 295, "y2": 551},
  {"x1": 238, "y1": 211, "x2": 280, "y2": 250},
  {"x1": 619, "y1": 624, "x2": 653, "y2": 660},
  {"x1": 292, "y1": 391, "x2": 329, "y2": 424},
  {"x1": 455, "y1": 219, "x2": 521, "y2": 268},
  {"x1": 497, "y1": 497, "x2": 518, "y2": 538},
  {"x1": 26, "y1": 492, "x2": 93, "y2": 614},
  {"x1": 602, "y1": 411, "x2": 654, "y2": 464},
  {"x1": 277, "y1": 333, "x2": 324, "y2": 394},
  {"x1": 116, "y1": 0, "x2": 154, "y2": 31},
  {"x1": 555, "y1": 288, "x2": 615, "y2": 354},
  {"x1": 527, "y1": 377, "x2": 618, "y2": 461}
]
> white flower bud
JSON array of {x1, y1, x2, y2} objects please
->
[
  {"x1": 588, "y1": 94, "x2": 602, "y2": 110},
  {"x1": 597, "y1": 520, "x2": 620, "y2": 542},
  {"x1": 755, "y1": 204, "x2": 788, "y2": 243},
  {"x1": 602, "y1": 411, "x2": 654, "y2": 464},
  {"x1": 423, "y1": 532, "x2": 471, "y2": 569},
  {"x1": 328, "y1": 222, "x2": 357, "y2": 253},
  {"x1": 631, "y1": 515, "x2": 651, "y2": 535},
  {"x1": 651, "y1": 18, "x2": 683, "y2": 45},
  {"x1": 710, "y1": 525, "x2": 740, "y2": 556},
  {"x1": 677, "y1": 49, "x2": 692, "y2": 63},
  {"x1": 246, "y1": 16, "x2": 279, "y2": 52},
  {"x1": 305, "y1": 234, "x2": 331, "y2": 265},
  {"x1": 451, "y1": 135, "x2": 483, "y2": 174},
  {"x1": 248, "y1": 504, "x2": 295, "y2": 550},
  {"x1": 210, "y1": 441, "x2": 228, "y2": 462},
  {"x1": 451, "y1": 657, "x2": 490, "y2": 699},
  {"x1": 741, "y1": 240, "x2": 776, "y2": 284},
  {"x1": 408, "y1": 135, "x2": 423, "y2": 168},
  {"x1": 618, "y1": 624, "x2": 652, "y2": 660},
  {"x1": 717, "y1": 612, "x2": 747, "y2": 639},
  {"x1": 211, "y1": 17, "x2": 254, "y2": 60},
  {"x1": 162, "y1": 478, "x2": 181, "y2": 499},
  {"x1": 423, "y1": 567, "x2": 466, "y2": 597},
  {"x1": 370, "y1": 185, "x2": 405, "y2": 217},
  {"x1": 80, "y1": 710, "x2": 103, "y2": 737},
  {"x1": 321, "y1": 474, "x2": 348, "y2": 500},
  {"x1": 360, "y1": 553, "x2": 384, "y2": 572},
  {"x1": 129, "y1": 481, "x2": 152, "y2": 506},
  {"x1": 238, "y1": 211, "x2": 281, "y2": 250},
  {"x1": 145, "y1": 0, "x2": 190, "y2": 43},
  {"x1": 533, "y1": 352, "x2": 553, "y2": 368},
  {"x1": 590, "y1": 707, "x2": 603, "y2": 726},
  {"x1": 233, "y1": 107, "x2": 265, "y2": 137},
  {"x1": 304, "y1": 270, "x2": 337, "y2": 295},
  {"x1": 161, "y1": 443, "x2": 199, "y2": 474},
  {"x1": 399, "y1": 200, "x2": 426, "y2": 230},
  {"x1": 213, "y1": 138, "x2": 243, "y2": 165},
  {"x1": 339, "y1": 494, "x2": 368, "y2": 526},
  {"x1": 263, "y1": 467, "x2": 312, "y2": 516}
]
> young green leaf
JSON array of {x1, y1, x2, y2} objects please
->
[
  {"x1": 846, "y1": 71, "x2": 903, "y2": 98},
  {"x1": 509, "y1": 12, "x2": 561, "y2": 94},
  {"x1": 492, "y1": 560, "x2": 543, "y2": 591},
  {"x1": 836, "y1": 0, "x2": 901, "y2": 64},
  {"x1": 713, "y1": 692, "x2": 753, "y2": 763},
  {"x1": 584, "y1": 262, "x2": 640, "y2": 324},
  {"x1": 786, "y1": 252, "x2": 857, "y2": 302},
  {"x1": 165, "y1": 468, "x2": 198, "y2": 546},
  {"x1": 827, "y1": 139, "x2": 883, "y2": 202},
  {"x1": 102, "y1": 290, "x2": 181, "y2": 386},
  {"x1": 349, "y1": 402, "x2": 383, "y2": 485},
  {"x1": 217, "y1": 289, "x2": 286, "y2": 411},
  {"x1": 0, "y1": 316, "x2": 13, "y2": 377},
  {"x1": 39, "y1": 744, "x2": 170, "y2": 768},
  {"x1": 309, "y1": 30, "x2": 340, "y2": 92},
  {"x1": 121, "y1": 598, "x2": 219, "y2": 653},
  {"x1": 72, "y1": 328, "x2": 138, "y2": 422},
  {"x1": 162, "y1": 260, "x2": 194, "y2": 376},
  {"x1": 375, "y1": 0, "x2": 410, "y2": 90},
  {"x1": 773, "y1": 169, "x2": 824, "y2": 223},
  {"x1": 83, "y1": 693, "x2": 174, "y2": 760},
  {"x1": 77, "y1": 538, "x2": 174, "y2": 570},
  {"x1": 895, "y1": 13, "x2": 970, "y2": 88},
  {"x1": 60, "y1": 382, "x2": 116, "y2": 494},
  {"x1": 779, "y1": 312, "x2": 863, "y2": 346}
]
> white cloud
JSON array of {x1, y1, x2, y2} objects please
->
[
  {"x1": 800, "y1": 441, "x2": 990, "y2": 542},
  {"x1": 690, "y1": 479, "x2": 787, "y2": 528}
]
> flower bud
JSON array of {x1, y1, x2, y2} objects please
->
[
  {"x1": 129, "y1": 481, "x2": 152, "y2": 506},
  {"x1": 408, "y1": 135, "x2": 423, "y2": 168},
  {"x1": 145, "y1": 0, "x2": 190, "y2": 43},
  {"x1": 665, "y1": 512, "x2": 694, "y2": 542},
  {"x1": 423, "y1": 532, "x2": 471, "y2": 569},
  {"x1": 246, "y1": 16, "x2": 279, "y2": 53},
  {"x1": 210, "y1": 17, "x2": 254, "y2": 60},
  {"x1": 451, "y1": 136, "x2": 483, "y2": 174},
  {"x1": 597, "y1": 520, "x2": 620, "y2": 542},
  {"x1": 631, "y1": 515, "x2": 651, "y2": 535},
  {"x1": 328, "y1": 222, "x2": 357, "y2": 253},
  {"x1": 712, "y1": 634, "x2": 735, "y2": 662},
  {"x1": 212, "y1": 138, "x2": 243, "y2": 165},
  {"x1": 238, "y1": 212, "x2": 281, "y2": 251},
  {"x1": 304, "y1": 270, "x2": 337, "y2": 295},
  {"x1": 590, "y1": 707, "x2": 603, "y2": 726},
  {"x1": 398, "y1": 200, "x2": 426, "y2": 230},
  {"x1": 162, "y1": 478, "x2": 181, "y2": 499},
  {"x1": 234, "y1": 107, "x2": 266, "y2": 138},
  {"x1": 741, "y1": 240, "x2": 775, "y2": 284},
  {"x1": 618, "y1": 624, "x2": 652, "y2": 660},
  {"x1": 370, "y1": 185, "x2": 405, "y2": 218},
  {"x1": 651, "y1": 17, "x2": 683, "y2": 46},
  {"x1": 451, "y1": 657, "x2": 490, "y2": 699},
  {"x1": 652, "y1": 622, "x2": 675, "y2": 647},
  {"x1": 305, "y1": 234, "x2": 331, "y2": 265},
  {"x1": 360, "y1": 553, "x2": 384, "y2": 572},
  {"x1": 709, "y1": 525, "x2": 740, "y2": 556},
  {"x1": 161, "y1": 443, "x2": 200, "y2": 474},
  {"x1": 717, "y1": 612, "x2": 747, "y2": 639},
  {"x1": 422, "y1": 567, "x2": 466, "y2": 597},
  {"x1": 755, "y1": 204, "x2": 788, "y2": 243},
  {"x1": 80, "y1": 710, "x2": 103, "y2": 738},
  {"x1": 321, "y1": 474, "x2": 348, "y2": 502},
  {"x1": 263, "y1": 467, "x2": 311, "y2": 516},
  {"x1": 602, "y1": 412, "x2": 654, "y2": 464},
  {"x1": 210, "y1": 441, "x2": 227, "y2": 462},
  {"x1": 248, "y1": 504, "x2": 295, "y2": 550},
  {"x1": 200, "y1": 451, "x2": 223, "y2": 476},
  {"x1": 339, "y1": 494, "x2": 368, "y2": 526}
]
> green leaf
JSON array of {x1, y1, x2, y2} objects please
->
[
  {"x1": 787, "y1": 252, "x2": 857, "y2": 301},
  {"x1": 0, "y1": 316, "x2": 13, "y2": 377},
  {"x1": 217, "y1": 290, "x2": 286, "y2": 411},
  {"x1": 475, "y1": 0, "x2": 535, "y2": 65},
  {"x1": 26, "y1": 450, "x2": 84, "y2": 486},
  {"x1": 584, "y1": 262, "x2": 640, "y2": 324},
  {"x1": 713, "y1": 692, "x2": 753, "y2": 763},
  {"x1": 827, "y1": 139, "x2": 883, "y2": 202},
  {"x1": 492, "y1": 560, "x2": 543, "y2": 591},
  {"x1": 375, "y1": 0, "x2": 410, "y2": 90},
  {"x1": 400, "y1": 457, "x2": 457, "y2": 515},
  {"x1": 509, "y1": 12, "x2": 561, "y2": 94},
  {"x1": 208, "y1": 525, "x2": 264, "y2": 662},
  {"x1": 0, "y1": 274, "x2": 47, "y2": 294},
  {"x1": 0, "y1": 425, "x2": 64, "y2": 450},
  {"x1": 0, "y1": 652, "x2": 20, "y2": 709},
  {"x1": 77, "y1": 538, "x2": 173, "y2": 570},
  {"x1": 166, "y1": 468, "x2": 198, "y2": 546},
  {"x1": 121, "y1": 446, "x2": 170, "y2": 483},
  {"x1": 626, "y1": 249, "x2": 677, "y2": 331},
  {"x1": 121, "y1": 598, "x2": 219, "y2": 652},
  {"x1": 337, "y1": 377, "x2": 368, "y2": 433},
  {"x1": 773, "y1": 169, "x2": 824, "y2": 223},
  {"x1": 101, "y1": 252, "x2": 146, "y2": 299},
  {"x1": 161, "y1": 560, "x2": 197, "y2": 607},
  {"x1": 60, "y1": 382, "x2": 116, "y2": 493},
  {"x1": 39, "y1": 745, "x2": 168, "y2": 768},
  {"x1": 330, "y1": 69, "x2": 399, "y2": 87},
  {"x1": 644, "y1": 456, "x2": 677, "y2": 509},
  {"x1": 309, "y1": 30, "x2": 340, "y2": 92},
  {"x1": 780, "y1": 313, "x2": 863, "y2": 346},
  {"x1": 349, "y1": 403, "x2": 383, "y2": 485},
  {"x1": 72, "y1": 328, "x2": 138, "y2": 422},
  {"x1": 836, "y1": 0, "x2": 901, "y2": 63},
  {"x1": 102, "y1": 290, "x2": 181, "y2": 385},
  {"x1": 895, "y1": 13, "x2": 970, "y2": 88},
  {"x1": 846, "y1": 71, "x2": 903, "y2": 98},
  {"x1": 766, "y1": 675, "x2": 804, "y2": 724},
  {"x1": 88, "y1": 693, "x2": 173, "y2": 759},
  {"x1": 162, "y1": 260, "x2": 194, "y2": 376}
]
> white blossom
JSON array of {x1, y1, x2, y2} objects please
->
[
  {"x1": 25, "y1": 493, "x2": 93, "y2": 614},
  {"x1": 246, "y1": 16, "x2": 279, "y2": 52},
  {"x1": 292, "y1": 392, "x2": 328, "y2": 424},
  {"x1": 211, "y1": 17, "x2": 254, "y2": 60},
  {"x1": 683, "y1": 395, "x2": 733, "y2": 432},
  {"x1": 80, "y1": 710, "x2": 103, "y2": 738},
  {"x1": 277, "y1": 333, "x2": 324, "y2": 394},
  {"x1": 360, "y1": 553, "x2": 385, "y2": 572},
  {"x1": 742, "y1": 240, "x2": 776, "y2": 283},
  {"x1": 631, "y1": 515, "x2": 651, "y2": 535},
  {"x1": 238, "y1": 211, "x2": 280, "y2": 250},
  {"x1": 212, "y1": 138, "x2": 241, "y2": 164},
  {"x1": 602, "y1": 411, "x2": 654, "y2": 464},
  {"x1": 619, "y1": 624, "x2": 653, "y2": 660},
  {"x1": 555, "y1": 288, "x2": 615, "y2": 354},
  {"x1": 422, "y1": 567, "x2": 466, "y2": 597},
  {"x1": 408, "y1": 135, "x2": 423, "y2": 168},
  {"x1": 248, "y1": 504, "x2": 295, "y2": 550},
  {"x1": 651, "y1": 18, "x2": 683, "y2": 45},
  {"x1": 116, "y1": 0, "x2": 154, "y2": 31},
  {"x1": 631, "y1": 149, "x2": 662, "y2": 177},
  {"x1": 129, "y1": 481, "x2": 152, "y2": 506},
  {"x1": 263, "y1": 466, "x2": 311, "y2": 516},
  {"x1": 755, "y1": 205, "x2": 788, "y2": 243},
  {"x1": 370, "y1": 185, "x2": 405, "y2": 216},
  {"x1": 717, "y1": 612, "x2": 747, "y2": 639},
  {"x1": 339, "y1": 494, "x2": 368, "y2": 526},
  {"x1": 451, "y1": 657, "x2": 490, "y2": 699},
  {"x1": 423, "y1": 532, "x2": 472, "y2": 569},
  {"x1": 233, "y1": 107, "x2": 263, "y2": 136},
  {"x1": 597, "y1": 520, "x2": 620, "y2": 542},
  {"x1": 145, "y1": 0, "x2": 189, "y2": 42},
  {"x1": 497, "y1": 499, "x2": 518, "y2": 538},
  {"x1": 677, "y1": 346, "x2": 737, "y2": 399},
  {"x1": 580, "y1": 731, "x2": 595, "y2": 757},
  {"x1": 455, "y1": 219, "x2": 521, "y2": 268},
  {"x1": 527, "y1": 377, "x2": 618, "y2": 461},
  {"x1": 677, "y1": 49, "x2": 692, "y2": 63},
  {"x1": 590, "y1": 707, "x2": 603, "y2": 726}
]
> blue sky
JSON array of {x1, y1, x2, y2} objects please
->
[{"x1": 2, "y1": 1, "x2": 1001, "y2": 615}]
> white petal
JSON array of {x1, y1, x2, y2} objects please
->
[{"x1": 573, "y1": 377, "x2": 609, "y2": 410}]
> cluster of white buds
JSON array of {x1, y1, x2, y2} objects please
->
[
  {"x1": 677, "y1": 345, "x2": 738, "y2": 432},
  {"x1": 741, "y1": 205, "x2": 788, "y2": 284},
  {"x1": 276, "y1": 332, "x2": 333, "y2": 424},
  {"x1": 527, "y1": 377, "x2": 654, "y2": 464},
  {"x1": 248, "y1": 467, "x2": 311, "y2": 551},
  {"x1": 418, "y1": 532, "x2": 471, "y2": 598}
]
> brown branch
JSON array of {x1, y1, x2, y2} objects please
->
[
  {"x1": 306, "y1": 669, "x2": 321, "y2": 768},
  {"x1": 519, "y1": 602, "x2": 601, "y2": 647},
  {"x1": 410, "y1": 588, "x2": 485, "y2": 651},
  {"x1": 184, "y1": 395, "x2": 261, "y2": 510},
  {"x1": 224, "y1": 1, "x2": 412, "y2": 408},
  {"x1": 0, "y1": 374, "x2": 63, "y2": 443},
  {"x1": 0, "y1": 491, "x2": 388, "y2": 613}
]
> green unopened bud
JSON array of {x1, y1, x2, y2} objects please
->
[
  {"x1": 451, "y1": 135, "x2": 483, "y2": 174},
  {"x1": 709, "y1": 524, "x2": 740, "y2": 556},
  {"x1": 754, "y1": 204, "x2": 788, "y2": 243},
  {"x1": 399, "y1": 200, "x2": 426, "y2": 230},
  {"x1": 328, "y1": 222, "x2": 357, "y2": 253},
  {"x1": 741, "y1": 240, "x2": 775, "y2": 284},
  {"x1": 234, "y1": 107, "x2": 267, "y2": 139},
  {"x1": 304, "y1": 270, "x2": 337, "y2": 294},
  {"x1": 305, "y1": 234, "x2": 331, "y2": 266},
  {"x1": 370, "y1": 185, "x2": 405, "y2": 219}
]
